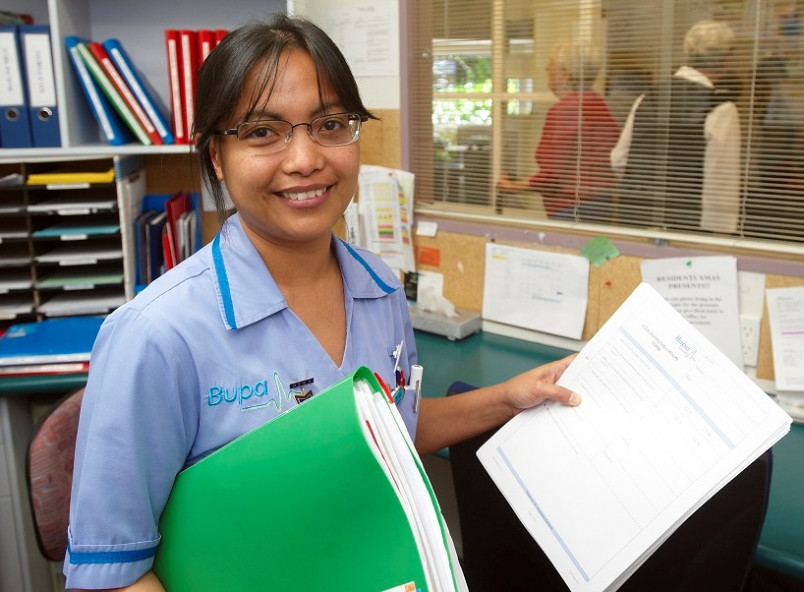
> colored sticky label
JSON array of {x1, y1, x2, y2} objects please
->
[
  {"x1": 580, "y1": 235, "x2": 620, "y2": 267},
  {"x1": 416, "y1": 246, "x2": 441, "y2": 267}
]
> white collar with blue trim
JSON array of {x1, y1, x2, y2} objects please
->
[{"x1": 210, "y1": 214, "x2": 397, "y2": 330}]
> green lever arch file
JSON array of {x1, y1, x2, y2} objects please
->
[{"x1": 153, "y1": 366, "x2": 464, "y2": 591}]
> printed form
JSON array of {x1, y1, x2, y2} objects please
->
[
  {"x1": 766, "y1": 286, "x2": 804, "y2": 421},
  {"x1": 766, "y1": 286, "x2": 804, "y2": 392},
  {"x1": 478, "y1": 283, "x2": 791, "y2": 592},
  {"x1": 482, "y1": 243, "x2": 589, "y2": 339}
]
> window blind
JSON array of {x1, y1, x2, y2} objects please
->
[{"x1": 405, "y1": 0, "x2": 804, "y2": 246}]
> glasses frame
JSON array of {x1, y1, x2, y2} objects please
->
[{"x1": 212, "y1": 112, "x2": 368, "y2": 152}]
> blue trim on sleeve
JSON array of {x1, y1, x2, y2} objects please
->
[
  {"x1": 339, "y1": 239, "x2": 395, "y2": 294},
  {"x1": 67, "y1": 543, "x2": 158, "y2": 565},
  {"x1": 212, "y1": 233, "x2": 238, "y2": 329}
]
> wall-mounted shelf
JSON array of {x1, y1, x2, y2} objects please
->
[
  {"x1": 0, "y1": 144, "x2": 193, "y2": 165},
  {"x1": 0, "y1": 0, "x2": 283, "y2": 159},
  {"x1": 0, "y1": 156, "x2": 146, "y2": 325}
]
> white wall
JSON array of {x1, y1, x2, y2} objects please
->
[{"x1": 293, "y1": 0, "x2": 401, "y2": 110}]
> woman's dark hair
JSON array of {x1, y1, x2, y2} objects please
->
[{"x1": 193, "y1": 13, "x2": 377, "y2": 219}]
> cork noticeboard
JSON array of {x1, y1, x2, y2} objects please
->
[
  {"x1": 360, "y1": 109, "x2": 401, "y2": 169},
  {"x1": 413, "y1": 230, "x2": 640, "y2": 342},
  {"x1": 415, "y1": 231, "x2": 487, "y2": 313},
  {"x1": 411, "y1": 229, "x2": 803, "y2": 380}
]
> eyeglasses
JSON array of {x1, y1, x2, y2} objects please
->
[{"x1": 212, "y1": 112, "x2": 367, "y2": 154}]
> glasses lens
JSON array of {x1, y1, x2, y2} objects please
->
[
  {"x1": 311, "y1": 113, "x2": 360, "y2": 146},
  {"x1": 236, "y1": 120, "x2": 292, "y2": 152}
]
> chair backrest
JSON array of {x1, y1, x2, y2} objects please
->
[
  {"x1": 446, "y1": 381, "x2": 774, "y2": 592},
  {"x1": 26, "y1": 387, "x2": 85, "y2": 562}
]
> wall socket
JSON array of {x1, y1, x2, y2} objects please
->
[{"x1": 741, "y1": 315, "x2": 761, "y2": 367}]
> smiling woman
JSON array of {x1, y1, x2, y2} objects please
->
[
  {"x1": 194, "y1": 19, "x2": 376, "y2": 223},
  {"x1": 63, "y1": 13, "x2": 581, "y2": 592},
  {"x1": 207, "y1": 48, "x2": 363, "y2": 265}
]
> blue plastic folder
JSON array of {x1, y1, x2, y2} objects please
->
[
  {"x1": 103, "y1": 38, "x2": 174, "y2": 144},
  {"x1": 64, "y1": 36, "x2": 133, "y2": 146},
  {"x1": 19, "y1": 24, "x2": 60, "y2": 147},
  {"x1": 154, "y1": 366, "x2": 465, "y2": 592},
  {"x1": 0, "y1": 25, "x2": 34, "y2": 147},
  {"x1": 74, "y1": 39, "x2": 151, "y2": 146},
  {"x1": 0, "y1": 316, "x2": 105, "y2": 366}
]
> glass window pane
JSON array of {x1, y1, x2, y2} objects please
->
[
  {"x1": 432, "y1": 106, "x2": 493, "y2": 206},
  {"x1": 432, "y1": 41, "x2": 492, "y2": 93},
  {"x1": 411, "y1": 0, "x2": 804, "y2": 245}
]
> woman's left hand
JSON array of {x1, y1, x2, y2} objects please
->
[
  {"x1": 502, "y1": 354, "x2": 581, "y2": 413},
  {"x1": 414, "y1": 354, "x2": 581, "y2": 455}
]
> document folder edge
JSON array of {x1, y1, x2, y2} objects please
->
[
  {"x1": 64, "y1": 35, "x2": 133, "y2": 146},
  {"x1": 103, "y1": 38, "x2": 174, "y2": 144},
  {"x1": 153, "y1": 367, "x2": 431, "y2": 592}
]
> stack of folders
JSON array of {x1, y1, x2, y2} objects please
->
[
  {"x1": 0, "y1": 23, "x2": 60, "y2": 147},
  {"x1": 64, "y1": 35, "x2": 173, "y2": 147},
  {"x1": 0, "y1": 316, "x2": 104, "y2": 377},
  {"x1": 163, "y1": 28, "x2": 227, "y2": 145},
  {"x1": 154, "y1": 366, "x2": 467, "y2": 592},
  {"x1": 0, "y1": 10, "x2": 33, "y2": 25},
  {"x1": 133, "y1": 192, "x2": 201, "y2": 290}
]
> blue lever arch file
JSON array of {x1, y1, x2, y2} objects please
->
[
  {"x1": 0, "y1": 25, "x2": 34, "y2": 147},
  {"x1": 19, "y1": 24, "x2": 60, "y2": 147}
]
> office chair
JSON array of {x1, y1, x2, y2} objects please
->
[
  {"x1": 447, "y1": 381, "x2": 774, "y2": 592},
  {"x1": 26, "y1": 387, "x2": 85, "y2": 562}
]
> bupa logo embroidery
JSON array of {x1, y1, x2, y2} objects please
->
[{"x1": 207, "y1": 372, "x2": 305, "y2": 411}]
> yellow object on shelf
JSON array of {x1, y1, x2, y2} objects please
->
[{"x1": 26, "y1": 167, "x2": 115, "y2": 185}]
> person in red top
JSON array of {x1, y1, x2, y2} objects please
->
[{"x1": 498, "y1": 39, "x2": 620, "y2": 221}]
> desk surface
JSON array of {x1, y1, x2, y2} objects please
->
[
  {"x1": 415, "y1": 330, "x2": 573, "y2": 399},
  {"x1": 756, "y1": 423, "x2": 804, "y2": 580},
  {"x1": 0, "y1": 372, "x2": 87, "y2": 396},
  {"x1": 415, "y1": 329, "x2": 804, "y2": 582}
]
